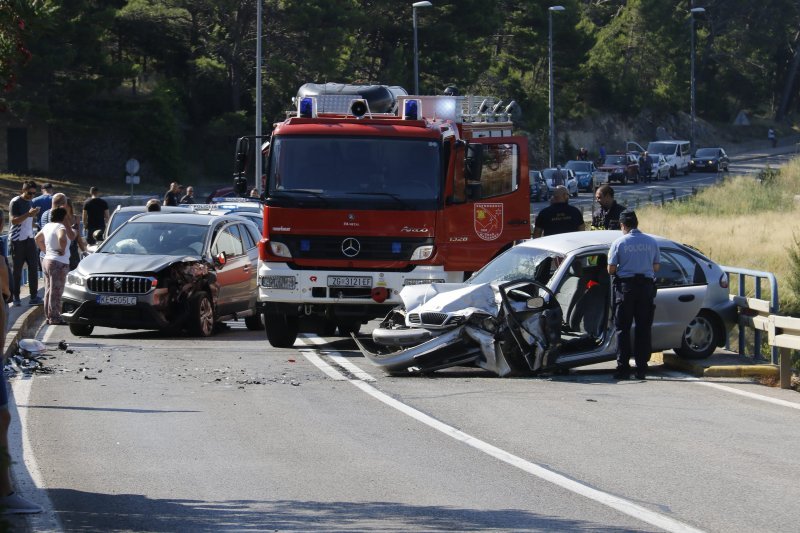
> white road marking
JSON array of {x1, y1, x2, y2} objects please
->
[
  {"x1": 301, "y1": 351, "x2": 704, "y2": 533},
  {"x1": 664, "y1": 371, "x2": 800, "y2": 411},
  {"x1": 327, "y1": 354, "x2": 376, "y2": 382},
  {"x1": 299, "y1": 349, "x2": 347, "y2": 381},
  {"x1": 8, "y1": 324, "x2": 63, "y2": 531}
]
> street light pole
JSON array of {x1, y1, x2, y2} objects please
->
[
  {"x1": 412, "y1": 1, "x2": 432, "y2": 95},
  {"x1": 690, "y1": 7, "x2": 705, "y2": 152},
  {"x1": 548, "y1": 5, "x2": 565, "y2": 168},
  {"x1": 255, "y1": 0, "x2": 263, "y2": 195}
]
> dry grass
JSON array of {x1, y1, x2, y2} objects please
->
[{"x1": 637, "y1": 159, "x2": 800, "y2": 309}]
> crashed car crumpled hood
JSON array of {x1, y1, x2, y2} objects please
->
[
  {"x1": 400, "y1": 282, "x2": 502, "y2": 319},
  {"x1": 76, "y1": 253, "x2": 203, "y2": 275}
]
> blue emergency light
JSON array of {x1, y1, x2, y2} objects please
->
[
  {"x1": 402, "y1": 99, "x2": 421, "y2": 120},
  {"x1": 392, "y1": 242, "x2": 402, "y2": 254},
  {"x1": 298, "y1": 97, "x2": 316, "y2": 118},
  {"x1": 300, "y1": 239, "x2": 311, "y2": 252}
]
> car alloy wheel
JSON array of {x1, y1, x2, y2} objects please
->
[
  {"x1": 675, "y1": 311, "x2": 718, "y2": 359},
  {"x1": 190, "y1": 292, "x2": 215, "y2": 337}
]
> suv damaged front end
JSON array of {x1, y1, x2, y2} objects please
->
[
  {"x1": 63, "y1": 254, "x2": 219, "y2": 333},
  {"x1": 354, "y1": 279, "x2": 562, "y2": 377}
]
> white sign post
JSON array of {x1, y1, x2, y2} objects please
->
[{"x1": 125, "y1": 158, "x2": 140, "y2": 200}]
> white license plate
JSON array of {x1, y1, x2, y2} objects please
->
[
  {"x1": 97, "y1": 295, "x2": 137, "y2": 305},
  {"x1": 327, "y1": 276, "x2": 372, "y2": 288}
]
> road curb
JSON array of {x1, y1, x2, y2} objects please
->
[
  {"x1": 4, "y1": 304, "x2": 45, "y2": 359},
  {"x1": 662, "y1": 352, "x2": 778, "y2": 378}
]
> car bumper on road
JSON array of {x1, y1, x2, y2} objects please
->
[{"x1": 62, "y1": 298, "x2": 172, "y2": 331}]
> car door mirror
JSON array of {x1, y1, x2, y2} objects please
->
[
  {"x1": 215, "y1": 251, "x2": 227, "y2": 267},
  {"x1": 526, "y1": 296, "x2": 546, "y2": 310}
]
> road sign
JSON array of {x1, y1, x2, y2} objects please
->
[
  {"x1": 125, "y1": 175, "x2": 140, "y2": 185},
  {"x1": 125, "y1": 158, "x2": 140, "y2": 175}
]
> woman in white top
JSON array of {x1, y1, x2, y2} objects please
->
[{"x1": 34, "y1": 207, "x2": 70, "y2": 325}]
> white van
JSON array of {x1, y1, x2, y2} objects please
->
[{"x1": 647, "y1": 140, "x2": 692, "y2": 177}]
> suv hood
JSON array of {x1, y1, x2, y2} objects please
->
[{"x1": 76, "y1": 253, "x2": 204, "y2": 276}]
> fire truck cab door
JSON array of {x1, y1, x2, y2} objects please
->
[{"x1": 443, "y1": 136, "x2": 530, "y2": 273}]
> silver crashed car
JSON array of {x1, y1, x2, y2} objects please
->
[
  {"x1": 357, "y1": 231, "x2": 737, "y2": 376},
  {"x1": 62, "y1": 212, "x2": 263, "y2": 337}
]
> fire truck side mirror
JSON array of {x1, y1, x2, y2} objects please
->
[
  {"x1": 464, "y1": 143, "x2": 484, "y2": 200},
  {"x1": 233, "y1": 137, "x2": 251, "y2": 177}
]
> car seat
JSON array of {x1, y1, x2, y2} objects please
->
[{"x1": 567, "y1": 255, "x2": 610, "y2": 338}]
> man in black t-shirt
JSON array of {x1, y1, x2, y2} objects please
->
[
  {"x1": 82, "y1": 186, "x2": 109, "y2": 245},
  {"x1": 164, "y1": 182, "x2": 181, "y2": 206},
  {"x1": 591, "y1": 184, "x2": 625, "y2": 230},
  {"x1": 533, "y1": 186, "x2": 585, "y2": 238}
]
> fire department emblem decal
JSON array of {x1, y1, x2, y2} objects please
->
[{"x1": 474, "y1": 202, "x2": 503, "y2": 241}]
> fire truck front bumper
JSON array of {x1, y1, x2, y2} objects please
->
[{"x1": 257, "y1": 263, "x2": 464, "y2": 307}]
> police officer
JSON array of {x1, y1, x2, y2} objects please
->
[
  {"x1": 607, "y1": 210, "x2": 660, "y2": 380},
  {"x1": 592, "y1": 184, "x2": 625, "y2": 230}
]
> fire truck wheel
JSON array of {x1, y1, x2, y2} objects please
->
[
  {"x1": 264, "y1": 313, "x2": 299, "y2": 347},
  {"x1": 337, "y1": 321, "x2": 361, "y2": 337}
]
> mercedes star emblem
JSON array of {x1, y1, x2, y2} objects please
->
[{"x1": 341, "y1": 237, "x2": 361, "y2": 258}]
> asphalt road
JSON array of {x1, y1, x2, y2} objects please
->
[{"x1": 12, "y1": 321, "x2": 800, "y2": 532}]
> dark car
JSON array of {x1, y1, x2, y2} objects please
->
[
  {"x1": 62, "y1": 212, "x2": 263, "y2": 337},
  {"x1": 205, "y1": 186, "x2": 237, "y2": 203},
  {"x1": 529, "y1": 170, "x2": 550, "y2": 202},
  {"x1": 690, "y1": 147, "x2": 729, "y2": 172},
  {"x1": 597, "y1": 154, "x2": 639, "y2": 185}
]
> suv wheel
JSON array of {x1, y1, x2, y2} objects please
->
[
  {"x1": 69, "y1": 323, "x2": 94, "y2": 337},
  {"x1": 189, "y1": 292, "x2": 215, "y2": 337},
  {"x1": 264, "y1": 313, "x2": 299, "y2": 347}
]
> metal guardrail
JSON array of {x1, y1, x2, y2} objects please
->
[{"x1": 722, "y1": 266, "x2": 796, "y2": 388}]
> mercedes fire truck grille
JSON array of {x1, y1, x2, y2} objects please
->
[
  {"x1": 274, "y1": 236, "x2": 433, "y2": 261},
  {"x1": 88, "y1": 275, "x2": 154, "y2": 294}
]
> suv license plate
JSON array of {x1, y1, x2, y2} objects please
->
[
  {"x1": 97, "y1": 295, "x2": 137, "y2": 305},
  {"x1": 327, "y1": 276, "x2": 372, "y2": 288}
]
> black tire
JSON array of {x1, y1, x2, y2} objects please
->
[
  {"x1": 571, "y1": 189, "x2": 578, "y2": 198},
  {"x1": 69, "y1": 323, "x2": 93, "y2": 336},
  {"x1": 620, "y1": 174, "x2": 627, "y2": 185},
  {"x1": 188, "y1": 292, "x2": 215, "y2": 337},
  {"x1": 670, "y1": 166, "x2": 676, "y2": 178},
  {"x1": 321, "y1": 320, "x2": 337, "y2": 336},
  {"x1": 673, "y1": 311, "x2": 720, "y2": 359},
  {"x1": 337, "y1": 321, "x2": 362, "y2": 337},
  {"x1": 264, "y1": 313, "x2": 299, "y2": 347},
  {"x1": 244, "y1": 313, "x2": 264, "y2": 331}
]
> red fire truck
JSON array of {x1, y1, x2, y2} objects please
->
[{"x1": 233, "y1": 83, "x2": 531, "y2": 347}]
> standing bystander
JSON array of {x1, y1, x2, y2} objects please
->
[
  {"x1": 0, "y1": 203, "x2": 43, "y2": 514},
  {"x1": 30, "y1": 183, "x2": 53, "y2": 227},
  {"x1": 164, "y1": 182, "x2": 181, "y2": 206},
  {"x1": 767, "y1": 128, "x2": 777, "y2": 148},
  {"x1": 82, "y1": 187, "x2": 109, "y2": 245},
  {"x1": 533, "y1": 186, "x2": 585, "y2": 238},
  {"x1": 179, "y1": 186, "x2": 196, "y2": 205},
  {"x1": 8, "y1": 181, "x2": 41, "y2": 306},
  {"x1": 607, "y1": 210, "x2": 660, "y2": 380},
  {"x1": 35, "y1": 206, "x2": 71, "y2": 325},
  {"x1": 591, "y1": 185, "x2": 625, "y2": 230}
]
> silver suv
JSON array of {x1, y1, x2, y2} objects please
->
[{"x1": 63, "y1": 212, "x2": 262, "y2": 337}]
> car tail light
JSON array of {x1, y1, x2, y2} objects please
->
[{"x1": 719, "y1": 273, "x2": 729, "y2": 289}]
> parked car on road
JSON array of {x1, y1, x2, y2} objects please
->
[
  {"x1": 529, "y1": 170, "x2": 550, "y2": 202},
  {"x1": 190, "y1": 200, "x2": 263, "y2": 233},
  {"x1": 690, "y1": 147, "x2": 729, "y2": 172},
  {"x1": 646, "y1": 154, "x2": 671, "y2": 181},
  {"x1": 598, "y1": 154, "x2": 639, "y2": 185},
  {"x1": 565, "y1": 160, "x2": 599, "y2": 192},
  {"x1": 542, "y1": 167, "x2": 579, "y2": 197},
  {"x1": 359, "y1": 231, "x2": 736, "y2": 376},
  {"x1": 63, "y1": 212, "x2": 263, "y2": 337}
]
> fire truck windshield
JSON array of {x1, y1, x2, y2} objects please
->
[{"x1": 268, "y1": 136, "x2": 441, "y2": 210}]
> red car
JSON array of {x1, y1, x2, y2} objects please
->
[{"x1": 598, "y1": 154, "x2": 639, "y2": 185}]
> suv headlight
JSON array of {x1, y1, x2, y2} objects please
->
[
  {"x1": 66, "y1": 272, "x2": 86, "y2": 287},
  {"x1": 410, "y1": 245, "x2": 434, "y2": 261}
]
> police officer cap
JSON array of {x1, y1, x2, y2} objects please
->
[{"x1": 619, "y1": 210, "x2": 638, "y2": 227}]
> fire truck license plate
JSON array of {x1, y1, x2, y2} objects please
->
[
  {"x1": 97, "y1": 295, "x2": 137, "y2": 305},
  {"x1": 327, "y1": 276, "x2": 372, "y2": 288}
]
